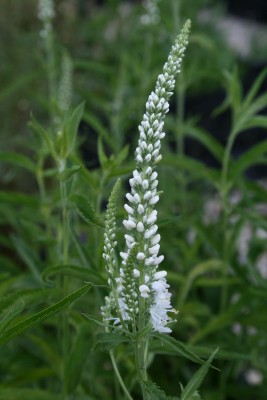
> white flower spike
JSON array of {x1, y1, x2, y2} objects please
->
[{"x1": 102, "y1": 20, "x2": 191, "y2": 334}]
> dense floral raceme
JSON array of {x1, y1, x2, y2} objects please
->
[{"x1": 102, "y1": 20, "x2": 190, "y2": 334}]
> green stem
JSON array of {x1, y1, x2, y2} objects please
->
[
  {"x1": 134, "y1": 293, "x2": 149, "y2": 400},
  {"x1": 134, "y1": 335, "x2": 149, "y2": 400},
  {"x1": 59, "y1": 176, "x2": 70, "y2": 400},
  {"x1": 109, "y1": 350, "x2": 134, "y2": 400},
  {"x1": 220, "y1": 128, "x2": 236, "y2": 312},
  {"x1": 176, "y1": 73, "x2": 186, "y2": 209}
]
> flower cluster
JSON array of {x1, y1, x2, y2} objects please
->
[
  {"x1": 102, "y1": 20, "x2": 190, "y2": 334},
  {"x1": 38, "y1": 0, "x2": 55, "y2": 38},
  {"x1": 38, "y1": 0, "x2": 55, "y2": 21},
  {"x1": 140, "y1": 0, "x2": 161, "y2": 26}
]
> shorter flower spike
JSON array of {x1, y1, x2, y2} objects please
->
[{"x1": 102, "y1": 179, "x2": 121, "y2": 278}]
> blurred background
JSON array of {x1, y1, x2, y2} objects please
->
[{"x1": 1, "y1": 0, "x2": 267, "y2": 182}]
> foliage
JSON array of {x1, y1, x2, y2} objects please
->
[{"x1": 0, "y1": 0, "x2": 267, "y2": 399}]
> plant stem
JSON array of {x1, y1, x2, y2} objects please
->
[
  {"x1": 109, "y1": 350, "x2": 134, "y2": 400},
  {"x1": 59, "y1": 176, "x2": 70, "y2": 400},
  {"x1": 220, "y1": 128, "x2": 236, "y2": 312}
]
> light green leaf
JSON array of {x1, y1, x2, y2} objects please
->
[
  {"x1": 57, "y1": 165, "x2": 81, "y2": 182},
  {"x1": 180, "y1": 348, "x2": 218, "y2": 400},
  {"x1": 0, "y1": 152, "x2": 36, "y2": 172},
  {"x1": 0, "y1": 284, "x2": 92, "y2": 345},
  {"x1": 97, "y1": 136, "x2": 108, "y2": 168},
  {"x1": 0, "y1": 191, "x2": 38, "y2": 207},
  {"x1": 144, "y1": 381, "x2": 168, "y2": 400},
  {"x1": 63, "y1": 102, "x2": 85, "y2": 157},
  {"x1": 71, "y1": 194, "x2": 104, "y2": 228},
  {"x1": 243, "y1": 67, "x2": 267, "y2": 108}
]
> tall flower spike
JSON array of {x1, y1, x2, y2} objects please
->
[
  {"x1": 103, "y1": 20, "x2": 190, "y2": 334},
  {"x1": 121, "y1": 20, "x2": 190, "y2": 333}
]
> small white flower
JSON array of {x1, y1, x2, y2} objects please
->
[
  {"x1": 138, "y1": 204, "x2": 145, "y2": 214},
  {"x1": 150, "y1": 234, "x2": 161, "y2": 246},
  {"x1": 154, "y1": 270, "x2": 167, "y2": 279},
  {"x1": 124, "y1": 204, "x2": 134, "y2": 214},
  {"x1": 149, "y1": 195, "x2": 159, "y2": 205},
  {"x1": 137, "y1": 252, "x2": 146, "y2": 260},
  {"x1": 125, "y1": 234, "x2": 134, "y2": 243},
  {"x1": 144, "y1": 225, "x2": 158, "y2": 239},
  {"x1": 139, "y1": 284, "x2": 150, "y2": 298},
  {"x1": 149, "y1": 244, "x2": 160, "y2": 255},
  {"x1": 137, "y1": 222, "x2": 145, "y2": 232},
  {"x1": 123, "y1": 220, "x2": 136, "y2": 230},
  {"x1": 133, "y1": 269, "x2": 140, "y2": 277}
]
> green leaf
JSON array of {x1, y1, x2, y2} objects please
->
[
  {"x1": 0, "y1": 388, "x2": 58, "y2": 400},
  {"x1": 11, "y1": 235, "x2": 42, "y2": 283},
  {"x1": 65, "y1": 324, "x2": 91, "y2": 394},
  {"x1": 151, "y1": 333, "x2": 204, "y2": 365},
  {"x1": 232, "y1": 138, "x2": 267, "y2": 179},
  {"x1": 144, "y1": 381, "x2": 168, "y2": 400},
  {"x1": 97, "y1": 136, "x2": 109, "y2": 168},
  {"x1": 63, "y1": 102, "x2": 85, "y2": 157},
  {"x1": 57, "y1": 165, "x2": 81, "y2": 182},
  {"x1": 186, "y1": 345, "x2": 251, "y2": 362},
  {"x1": 0, "y1": 299, "x2": 25, "y2": 333},
  {"x1": 0, "y1": 72, "x2": 40, "y2": 102},
  {"x1": 83, "y1": 111, "x2": 115, "y2": 150},
  {"x1": 0, "y1": 191, "x2": 38, "y2": 207},
  {"x1": 185, "y1": 126, "x2": 224, "y2": 163},
  {"x1": 178, "y1": 259, "x2": 223, "y2": 307},
  {"x1": 70, "y1": 194, "x2": 104, "y2": 228},
  {"x1": 27, "y1": 333, "x2": 61, "y2": 374},
  {"x1": 112, "y1": 144, "x2": 129, "y2": 167},
  {"x1": 29, "y1": 115, "x2": 56, "y2": 159},
  {"x1": 190, "y1": 296, "x2": 246, "y2": 344},
  {"x1": 94, "y1": 332, "x2": 131, "y2": 351},
  {"x1": 224, "y1": 69, "x2": 242, "y2": 118},
  {"x1": 163, "y1": 155, "x2": 220, "y2": 185},
  {"x1": 0, "y1": 284, "x2": 92, "y2": 345},
  {"x1": 0, "y1": 152, "x2": 36, "y2": 172},
  {"x1": 42, "y1": 264, "x2": 105, "y2": 285},
  {"x1": 180, "y1": 348, "x2": 218, "y2": 400},
  {"x1": 83, "y1": 313, "x2": 107, "y2": 328},
  {"x1": 243, "y1": 67, "x2": 267, "y2": 109}
]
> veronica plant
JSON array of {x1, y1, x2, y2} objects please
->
[{"x1": 102, "y1": 20, "x2": 191, "y2": 399}]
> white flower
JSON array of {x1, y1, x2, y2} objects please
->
[
  {"x1": 103, "y1": 20, "x2": 190, "y2": 332},
  {"x1": 139, "y1": 284, "x2": 150, "y2": 298}
]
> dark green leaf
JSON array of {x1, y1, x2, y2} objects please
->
[
  {"x1": 180, "y1": 348, "x2": 218, "y2": 400},
  {"x1": 65, "y1": 324, "x2": 91, "y2": 394},
  {"x1": 151, "y1": 333, "x2": 204, "y2": 365},
  {"x1": 0, "y1": 284, "x2": 92, "y2": 345},
  {"x1": 0, "y1": 388, "x2": 58, "y2": 400},
  {"x1": 95, "y1": 332, "x2": 130, "y2": 351},
  {"x1": 42, "y1": 264, "x2": 105, "y2": 285}
]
